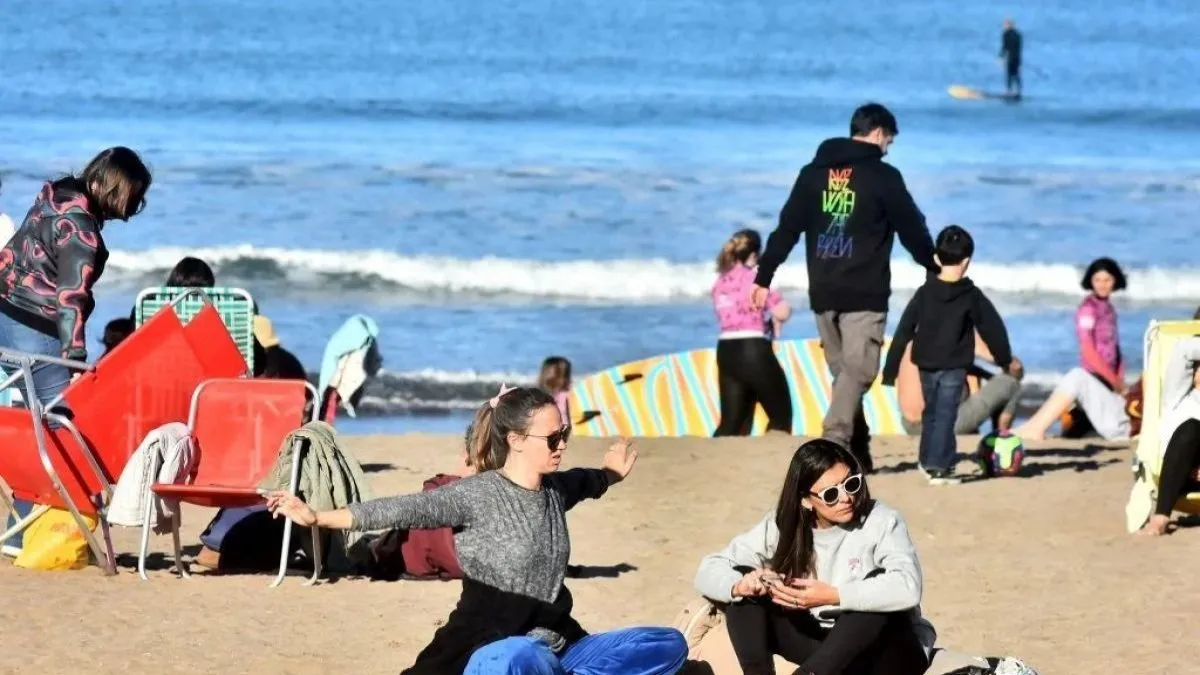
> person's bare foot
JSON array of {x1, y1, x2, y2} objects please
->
[{"x1": 1136, "y1": 514, "x2": 1171, "y2": 536}]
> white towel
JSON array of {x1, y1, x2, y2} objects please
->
[{"x1": 108, "y1": 422, "x2": 195, "y2": 532}]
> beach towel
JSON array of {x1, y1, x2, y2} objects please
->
[
  {"x1": 257, "y1": 421, "x2": 373, "y2": 572},
  {"x1": 671, "y1": 597, "x2": 1031, "y2": 675},
  {"x1": 318, "y1": 314, "x2": 380, "y2": 418},
  {"x1": 108, "y1": 422, "x2": 194, "y2": 532}
]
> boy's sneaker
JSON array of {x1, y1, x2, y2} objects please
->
[
  {"x1": 992, "y1": 657, "x2": 1039, "y2": 675},
  {"x1": 920, "y1": 465, "x2": 964, "y2": 485},
  {"x1": 944, "y1": 657, "x2": 1039, "y2": 675}
]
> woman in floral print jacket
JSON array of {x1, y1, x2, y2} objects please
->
[{"x1": 0, "y1": 146, "x2": 151, "y2": 406}]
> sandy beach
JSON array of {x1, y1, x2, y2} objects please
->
[{"x1": 1, "y1": 433, "x2": 1196, "y2": 675}]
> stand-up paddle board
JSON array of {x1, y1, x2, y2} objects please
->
[
  {"x1": 948, "y1": 84, "x2": 1021, "y2": 102},
  {"x1": 567, "y1": 338, "x2": 906, "y2": 438}
]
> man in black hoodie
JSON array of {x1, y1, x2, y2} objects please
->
[
  {"x1": 881, "y1": 226, "x2": 1013, "y2": 484},
  {"x1": 751, "y1": 103, "x2": 936, "y2": 470}
]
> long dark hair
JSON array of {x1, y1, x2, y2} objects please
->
[
  {"x1": 467, "y1": 386, "x2": 556, "y2": 472},
  {"x1": 769, "y1": 439, "x2": 872, "y2": 579},
  {"x1": 55, "y1": 146, "x2": 152, "y2": 222}
]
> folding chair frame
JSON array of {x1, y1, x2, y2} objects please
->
[
  {"x1": 0, "y1": 350, "x2": 115, "y2": 574},
  {"x1": 137, "y1": 380, "x2": 322, "y2": 588},
  {"x1": 1132, "y1": 321, "x2": 1200, "y2": 518}
]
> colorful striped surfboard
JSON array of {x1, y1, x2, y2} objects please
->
[{"x1": 568, "y1": 338, "x2": 906, "y2": 437}]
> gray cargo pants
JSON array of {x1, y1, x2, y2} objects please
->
[{"x1": 814, "y1": 310, "x2": 886, "y2": 467}]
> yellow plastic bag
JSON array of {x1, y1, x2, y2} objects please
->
[{"x1": 13, "y1": 508, "x2": 97, "y2": 571}]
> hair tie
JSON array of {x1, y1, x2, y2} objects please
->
[{"x1": 489, "y1": 383, "x2": 516, "y2": 409}]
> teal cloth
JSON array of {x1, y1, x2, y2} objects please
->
[{"x1": 318, "y1": 314, "x2": 379, "y2": 395}]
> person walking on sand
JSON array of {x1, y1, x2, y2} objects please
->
[{"x1": 750, "y1": 103, "x2": 937, "y2": 472}]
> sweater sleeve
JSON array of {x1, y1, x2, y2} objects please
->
[
  {"x1": 754, "y1": 173, "x2": 807, "y2": 288},
  {"x1": 53, "y1": 212, "x2": 103, "y2": 361},
  {"x1": 1076, "y1": 301, "x2": 1121, "y2": 387},
  {"x1": 882, "y1": 168, "x2": 936, "y2": 273},
  {"x1": 970, "y1": 290, "x2": 1012, "y2": 371},
  {"x1": 347, "y1": 478, "x2": 473, "y2": 531},
  {"x1": 694, "y1": 512, "x2": 775, "y2": 603},
  {"x1": 547, "y1": 468, "x2": 611, "y2": 511},
  {"x1": 881, "y1": 290, "x2": 920, "y2": 386},
  {"x1": 836, "y1": 511, "x2": 923, "y2": 613}
]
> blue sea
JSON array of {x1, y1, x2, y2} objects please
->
[{"x1": 2, "y1": 0, "x2": 1198, "y2": 434}]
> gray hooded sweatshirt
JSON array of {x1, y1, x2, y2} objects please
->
[{"x1": 693, "y1": 500, "x2": 936, "y2": 657}]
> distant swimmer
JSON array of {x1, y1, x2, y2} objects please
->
[{"x1": 998, "y1": 18, "x2": 1023, "y2": 97}]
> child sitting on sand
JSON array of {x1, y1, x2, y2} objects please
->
[
  {"x1": 538, "y1": 356, "x2": 573, "y2": 428},
  {"x1": 882, "y1": 225, "x2": 1013, "y2": 485}
]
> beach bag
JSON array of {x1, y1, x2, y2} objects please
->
[
  {"x1": 13, "y1": 508, "x2": 97, "y2": 571},
  {"x1": 199, "y1": 506, "x2": 316, "y2": 572}
]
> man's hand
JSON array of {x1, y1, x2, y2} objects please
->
[{"x1": 749, "y1": 285, "x2": 770, "y2": 312}]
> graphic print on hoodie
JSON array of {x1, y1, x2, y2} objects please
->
[
  {"x1": 819, "y1": 166, "x2": 856, "y2": 260},
  {"x1": 755, "y1": 138, "x2": 937, "y2": 313}
]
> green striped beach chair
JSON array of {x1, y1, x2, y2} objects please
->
[{"x1": 134, "y1": 286, "x2": 256, "y2": 371}]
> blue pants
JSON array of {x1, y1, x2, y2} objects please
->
[
  {"x1": 465, "y1": 627, "x2": 687, "y2": 675},
  {"x1": 0, "y1": 312, "x2": 72, "y2": 551},
  {"x1": 918, "y1": 368, "x2": 965, "y2": 473}
]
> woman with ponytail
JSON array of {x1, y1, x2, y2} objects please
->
[
  {"x1": 694, "y1": 439, "x2": 933, "y2": 675},
  {"x1": 712, "y1": 229, "x2": 794, "y2": 436},
  {"x1": 268, "y1": 385, "x2": 687, "y2": 675}
]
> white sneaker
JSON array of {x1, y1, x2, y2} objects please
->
[
  {"x1": 993, "y1": 657, "x2": 1039, "y2": 675},
  {"x1": 1, "y1": 544, "x2": 22, "y2": 558}
]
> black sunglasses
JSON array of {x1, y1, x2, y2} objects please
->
[
  {"x1": 526, "y1": 425, "x2": 571, "y2": 449},
  {"x1": 809, "y1": 473, "x2": 863, "y2": 507}
]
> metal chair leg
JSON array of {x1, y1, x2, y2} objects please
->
[
  {"x1": 137, "y1": 486, "x2": 154, "y2": 581},
  {"x1": 305, "y1": 525, "x2": 322, "y2": 587},
  {"x1": 0, "y1": 503, "x2": 50, "y2": 547},
  {"x1": 170, "y1": 510, "x2": 189, "y2": 579}
]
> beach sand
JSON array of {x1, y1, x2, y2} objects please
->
[{"x1": 0, "y1": 433, "x2": 1196, "y2": 675}]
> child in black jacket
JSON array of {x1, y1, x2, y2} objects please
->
[{"x1": 882, "y1": 225, "x2": 1013, "y2": 484}]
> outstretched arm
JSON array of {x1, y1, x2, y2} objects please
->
[
  {"x1": 267, "y1": 477, "x2": 474, "y2": 531},
  {"x1": 551, "y1": 439, "x2": 639, "y2": 510}
]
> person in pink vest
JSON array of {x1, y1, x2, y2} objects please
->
[
  {"x1": 1014, "y1": 258, "x2": 1130, "y2": 440},
  {"x1": 711, "y1": 229, "x2": 794, "y2": 436}
]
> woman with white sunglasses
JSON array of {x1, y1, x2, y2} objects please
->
[{"x1": 693, "y1": 438, "x2": 933, "y2": 675}]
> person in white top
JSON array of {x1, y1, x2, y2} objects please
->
[
  {"x1": 1138, "y1": 336, "x2": 1200, "y2": 536},
  {"x1": 694, "y1": 439, "x2": 932, "y2": 675},
  {"x1": 0, "y1": 176, "x2": 15, "y2": 244}
]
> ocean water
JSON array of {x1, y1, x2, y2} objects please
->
[{"x1": 2, "y1": 0, "x2": 1199, "y2": 434}]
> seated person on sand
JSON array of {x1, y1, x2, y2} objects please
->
[
  {"x1": 692, "y1": 439, "x2": 1037, "y2": 675},
  {"x1": 268, "y1": 385, "x2": 688, "y2": 675},
  {"x1": 694, "y1": 439, "x2": 933, "y2": 675},
  {"x1": 1137, "y1": 337, "x2": 1200, "y2": 536},
  {"x1": 365, "y1": 413, "x2": 489, "y2": 580},
  {"x1": 1012, "y1": 258, "x2": 1130, "y2": 441},
  {"x1": 895, "y1": 332, "x2": 1024, "y2": 436}
]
